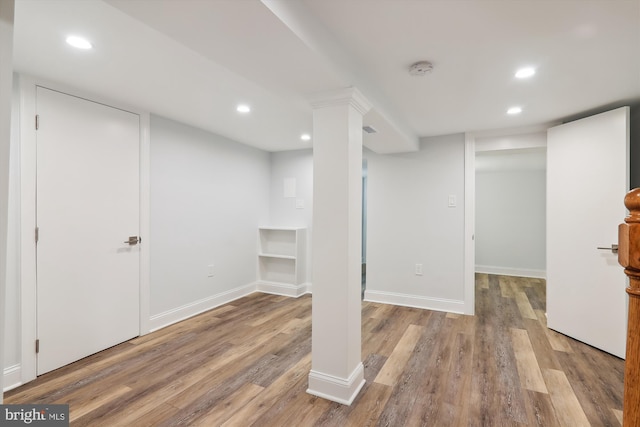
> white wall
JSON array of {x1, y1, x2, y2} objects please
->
[
  {"x1": 4, "y1": 76, "x2": 20, "y2": 377},
  {"x1": 149, "y1": 115, "x2": 270, "y2": 328},
  {"x1": 475, "y1": 167, "x2": 546, "y2": 277},
  {"x1": 268, "y1": 149, "x2": 313, "y2": 282},
  {"x1": 364, "y1": 134, "x2": 466, "y2": 313},
  {"x1": 0, "y1": 0, "x2": 14, "y2": 400},
  {"x1": 3, "y1": 107, "x2": 272, "y2": 387}
]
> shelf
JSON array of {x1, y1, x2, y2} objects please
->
[
  {"x1": 259, "y1": 256, "x2": 295, "y2": 284},
  {"x1": 258, "y1": 227, "x2": 306, "y2": 289},
  {"x1": 259, "y1": 253, "x2": 296, "y2": 260},
  {"x1": 257, "y1": 280, "x2": 298, "y2": 287},
  {"x1": 259, "y1": 228, "x2": 296, "y2": 257},
  {"x1": 258, "y1": 226, "x2": 305, "y2": 231}
]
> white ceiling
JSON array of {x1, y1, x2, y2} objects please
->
[{"x1": 12, "y1": 0, "x2": 640, "y2": 154}]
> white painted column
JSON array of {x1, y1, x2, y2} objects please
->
[
  {"x1": 0, "y1": 0, "x2": 15, "y2": 402},
  {"x1": 307, "y1": 88, "x2": 370, "y2": 405}
]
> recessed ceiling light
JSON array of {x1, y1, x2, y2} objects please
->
[
  {"x1": 300, "y1": 134, "x2": 311, "y2": 141},
  {"x1": 515, "y1": 67, "x2": 535, "y2": 79},
  {"x1": 66, "y1": 35, "x2": 92, "y2": 50},
  {"x1": 236, "y1": 104, "x2": 251, "y2": 113},
  {"x1": 507, "y1": 106, "x2": 523, "y2": 115}
]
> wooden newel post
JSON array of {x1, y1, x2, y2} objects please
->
[{"x1": 618, "y1": 188, "x2": 640, "y2": 426}]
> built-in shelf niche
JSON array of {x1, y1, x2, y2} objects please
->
[{"x1": 257, "y1": 227, "x2": 307, "y2": 297}]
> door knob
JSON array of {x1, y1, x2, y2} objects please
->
[
  {"x1": 597, "y1": 244, "x2": 618, "y2": 253},
  {"x1": 124, "y1": 236, "x2": 141, "y2": 245}
]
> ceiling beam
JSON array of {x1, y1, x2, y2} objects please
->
[{"x1": 261, "y1": 0, "x2": 419, "y2": 153}]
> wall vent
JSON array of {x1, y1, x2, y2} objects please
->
[{"x1": 362, "y1": 125, "x2": 378, "y2": 134}]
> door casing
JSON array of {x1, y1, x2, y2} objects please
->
[
  {"x1": 18, "y1": 75, "x2": 151, "y2": 383},
  {"x1": 464, "y1": 124, "x2": 553, "y2": 315}
]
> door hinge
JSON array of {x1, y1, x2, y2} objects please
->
[
  {"x1": 35, "y1": 339, "x2": 40, "y2": 354},
  {"x1": 35, "y1": 227, "x2": 39, "y2": 244},
  {"x1": 35, "y1": 114, "x2": 39, "y2": 130}
]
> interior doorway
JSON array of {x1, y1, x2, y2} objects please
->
[
  {"x1": 474, "y1": 147, "x2": 547, "y2": 280},
  {"x1": 35, "y1": 86, "x2": 141, "y2": 374},
  {"x1": 471, "y1": 107, "x2": 631, "y2": 358},
  {"x1": 467, "y1": 130, "x2": 548, "y2": 316}
]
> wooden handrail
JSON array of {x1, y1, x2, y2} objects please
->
[{"x1": 618, "y1": 188, "x2": 640, "y2": 426}]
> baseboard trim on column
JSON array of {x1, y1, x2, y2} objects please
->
[{"x1": 307, "y1": 362, "x2": 365, "y2": 406}]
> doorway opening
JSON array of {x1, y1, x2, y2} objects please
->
[{"x1": 474, "y1": 147, "x2": 547, "y2": 282}]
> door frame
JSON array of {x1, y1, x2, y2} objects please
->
[
  {"x1": 463, "y1": 123, "x2": 555, "y2": 315},
  {"x1": 18, "y1": 75, "x2": 151, "y2": 383}
]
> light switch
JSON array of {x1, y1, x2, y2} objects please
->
[
  {"x1": 207, "y1": 264, "x2": 215, "y2": 277},
  {"x1": 448, "y1": 195, "x2": 457, "y2": 207},
  {"x1": 296, "y1": 198, "x2": 304, "y2": 209}
]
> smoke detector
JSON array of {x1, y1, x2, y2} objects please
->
[{"x1": 408, "y1": 61, "x2": 434, "y2": 76}]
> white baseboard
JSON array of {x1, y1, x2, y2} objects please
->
[
  {"x1": 256, "y1": 281, "x2": 311, "y2": 298},
  {"x1": 148, "y1": 280, "x2": 312, "y2": 334},
  {"x1": 307, "y1": 362, "x2": 365, "y2": 405},
  {"x1": 3, "y1": 364, "x2": 22, "y2": 392},
  {"x1": 148, "y1": 282, "x2": 257, "y2": 332},
  {"x1": 475, "y1": 265, "x2": 546, "y2": 279},
  {"x1": 364, "y1": 290, "x2": 465, "y2": 314}
]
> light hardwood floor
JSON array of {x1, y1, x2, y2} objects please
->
[{"x1": 5, "y1": 274, "x2": 625, "y2": 426}]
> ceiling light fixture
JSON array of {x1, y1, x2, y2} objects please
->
[
  {"x1": 408, "y1": 61, "x2": 434, "y2": 76},
  {"x1": 236, "y1": 104, "x2": 251, "y2": 113},
  {"x1": 66, "y1": 35, "x2": 93, "y2": 50},
  {"x1": 515, "y1": 67, "x2": 536, "y2": 79},
  {"x1": 301, "y1": 134, "x2": 311, "y2": 141},
  {"x1": 507, "y1": 106, "x2": 523, "y2": 115}
]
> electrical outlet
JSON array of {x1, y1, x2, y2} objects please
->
[
  {"x1": 207, "y1": 264, "x2": 215, "y2": 277},
  {"x1": 415, "y1": 264, "x2": 423, "y2": 276}
]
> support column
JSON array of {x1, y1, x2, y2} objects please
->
[
  {"x1": 618, "y1": 188, "x2": 640, "y2": 426},
  {"x1": 307, "y1": 88, "x2": 370, "y2": 405},
  {"x1": 0, "y1": 0, "x2": 15, "y2": 403}
]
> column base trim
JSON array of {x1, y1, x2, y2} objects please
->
[
  {"x1": 364, "y1": 289, "x2": 464, "y2": 314},
  {"x1": 307, "y1": 362, "x2": 365, "y2": 406}
]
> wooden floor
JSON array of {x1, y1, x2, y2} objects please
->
[{"x1": 5, "y1": 274, "x2": 625, "y2": 426}]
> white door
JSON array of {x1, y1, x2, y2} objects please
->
[
  {"x1": 547, "y1": 107, "x2": 629, "y2": 359},
  {"x1": 36, "y1": 86, "x2": 140, "y2": 374}
]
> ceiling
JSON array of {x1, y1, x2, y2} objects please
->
[{"x1": 12, "y1": 0, "x2": 640, "y2": 154}]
